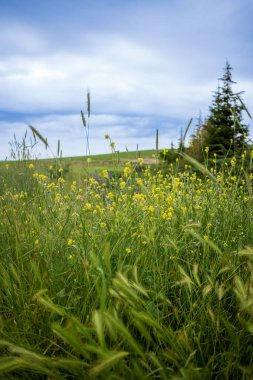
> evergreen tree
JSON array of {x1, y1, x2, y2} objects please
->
[
  {"x1": 189, "y1": 112, "x2": 205, "y2": 161},
  {"x1": 204, "y1": 61, "x2": 248, "y2": 156}
]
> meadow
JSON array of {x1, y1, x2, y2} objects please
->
[{"x1": 0, "y1": 151, "x2": 253, "y2": 379}]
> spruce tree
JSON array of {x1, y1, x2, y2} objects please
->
[
  {"x1": 204, "y1": 61, "x2": 248, "y2": 157},
  {"x1": 189, "y1": 112, "x2": 205, "y2": 161}
]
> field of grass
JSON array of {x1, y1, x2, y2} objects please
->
[
  {"x1": 1, "y1": 149, "x2": 160, "y2": 185},
  {"x1": 62, "y1": 149, "x2": 160, "y2": 162},
  {"x1": 0, "y1": 154, "x2": 253, "y2": 379}
]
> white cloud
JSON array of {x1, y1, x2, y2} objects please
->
[
  {"x1": 0, "y1": 0, "x2": 253, "y2": 160},
  {"x1": 0, "y1": 34, "x2": 219, "y2": 119},
  {"x1": 0, "y1": 22, "x2": 46, "y2": 54}
]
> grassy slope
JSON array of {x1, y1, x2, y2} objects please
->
[
  {"x1": 61, "y1": 149, "x2": 159, "y2": 162},
  {"x1": 1, "y1": 149, "x2": 160, "y2": 184}
]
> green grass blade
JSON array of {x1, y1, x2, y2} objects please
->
[
  {"x1": 183, "y1": 118, "x2": 193, "y2": 144},
  {"x1": 180, "y1": 152, "x2": 217, "y2": 181},
  {"x1": 237, "y1": 95, "x2": 252, "y2": 120},
  {"x1": 0, "y1": 357, "x2": 22, "y2": 374},
  {"x1": 90, "y1": 351, "x2": 129, "y2": 376},
  {"x1": 105, "y1": 313, "x2": 144, "y2": 357}
]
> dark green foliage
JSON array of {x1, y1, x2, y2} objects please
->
[
  {"x1": 159, "y1": 148, "x2": 177, "y2": 163},
  {"x1": 190, "y1": 61, "x2": 249, "y2": 160}
]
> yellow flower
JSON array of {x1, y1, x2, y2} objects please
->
[
  {"x1": 181, "y1": 206, "x2": 187, "y2": 214},
  {"x1": 28, "y1": 163, "x2": 34, "y2": 169},
  {"x1": 126, "y1": 248, "x2": 132, "y2": 254},
  {"x1": 100, "y1": 222, "x2": 106, "y2": 228},
  {"x1": 47, "y1": 182, "x2": 56, "y2": 190},
  {"x1": 34, "y1": 239, "x2": 39, "y2": 246},
  {"x1": 230, "y1": 157, "x2": 236, "y2": 167},
  {"x1": 133, "y1": 193, "x2": 145, "y2": 201},
  {"x1": 38, "y1": 174, "x2": 47, "y2": 181},
  {"x1": 58, "y1": 177, "x2": 65, "y2": 184},
  {"x1": 89, "y1": 177, "x2": 97, "y2": 184},
  {"x1": 120, "y1": 181, "x2": 126, "y2": 189},
  {"x1": 67, "y1": 238, "x2": 74, "y2": 246},
  {"x1": 71, "y1": 181, "x2": 77, "y2": 192},
  {"x1": 102, "y1": 170, "x2": 109, "y2": 179},
  {"x1": 84, "y1": 202, "x2": 92, "y2": 210},
  {"x1": 123, "y1": 166, "x2": 131, "y2": 176}
]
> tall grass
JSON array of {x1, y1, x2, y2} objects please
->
[{"x1": 0, "y1": 151, "x2": 253, "y2": 379}]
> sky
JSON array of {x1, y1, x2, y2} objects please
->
[{"x1": 1, "y1": 0, "x2": 253, "y2": 160}]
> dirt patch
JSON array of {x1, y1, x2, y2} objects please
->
[{"x1": 130, "y1": 158, "x2": 158, "y2": 164}]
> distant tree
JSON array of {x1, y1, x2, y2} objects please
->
[
  {"x1": 178, "y1": 128, "x2": 185, "y2": 152},
  {"x1": 189, "y1": 112, "x2": 205, "y2": 161},
  {"x1": 202, "y1": 61, "x2": 249, "y2": 157},
  {"x1": 188, "y1": 61, "x2": 249, "y2": 161}
]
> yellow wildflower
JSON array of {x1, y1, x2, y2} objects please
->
[
  {"x1": 67, "y1": 238, "x2": 74, "y2": 246},
  {"x1": 120, "y1": 181, "x2": 126, "y2": 189},
  {"x1": 102, "y1": 170, "x2": 109, "y2": 179},
  {"x1": 123, "y1": 166, "x2": 131, "y2": 176}
]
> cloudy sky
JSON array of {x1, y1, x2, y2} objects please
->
[{"x1": 1, "y1": 0, "x2": 253, "y2": 160}]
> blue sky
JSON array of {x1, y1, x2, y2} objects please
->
[{"x1": 1, "y1": 0, "x2": 253, "y2": 160}]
